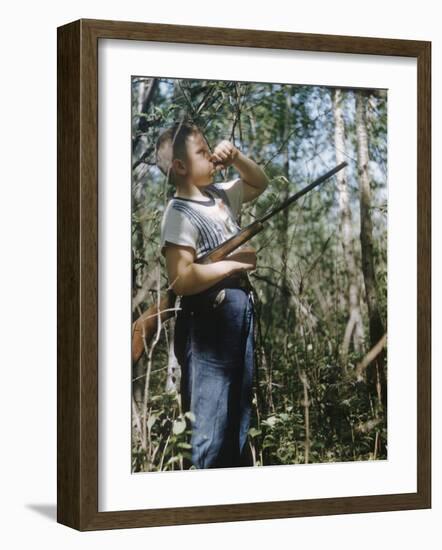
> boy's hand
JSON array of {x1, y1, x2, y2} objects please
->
[
  {"x1": 210, "y1": 140, "x2": 239, "y2": 169},
  {"x1": 227, "y1": 246, "x2": 257, "y2": 272}
]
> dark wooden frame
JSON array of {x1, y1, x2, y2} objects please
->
[{"x1": 57, "y1": 18, "x2": 431, "y2": 531}]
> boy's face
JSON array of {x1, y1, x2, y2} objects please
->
[{"x1": 181, "y1": 132, "x2": 215, "y2": 187}]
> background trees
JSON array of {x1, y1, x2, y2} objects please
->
[{"x1": 131, "y1": 77, "x2": 388, "y2": 471}]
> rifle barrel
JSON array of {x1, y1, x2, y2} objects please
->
[
  {"x1": 259, "y1": 161, "x2": 348, "y2": 224},
  {"x1": 195, "y1": 161, "x2": 347, "y2": 265}
]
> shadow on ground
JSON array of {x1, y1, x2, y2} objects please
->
[{"x1": 26, "y1": 504, "x2": 56, "y2": 521}]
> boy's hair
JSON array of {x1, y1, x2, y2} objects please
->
[{"x1": 155, "y1": 122, "x2": 202, "y2": 182}]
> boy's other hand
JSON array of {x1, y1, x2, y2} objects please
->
[
  {"x1": 211, "y1": 140, "x2": 239, "y2": 169},
  {"x1": 227, "y1": 246, "x2": 257, "y2": 272}
]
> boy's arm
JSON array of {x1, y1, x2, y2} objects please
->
[
  {"x1": 232, "y1": 151, "x2": 269, "y2": 203},
  {"x1": 165, "y1": 243, "x2": 256, "y2": 296},
  {"x1": 211, "y1": 141, "x2": 269, "y2": 203}
]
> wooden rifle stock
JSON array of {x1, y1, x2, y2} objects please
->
[
  {"x1": 195, "y1": 222, "x2": 264, "y2": 264},
  {"x1": 131, "y1": 161, "x2": 347, "y2": 363},
  {"x1": 132, "y1": 289, "x2": 177, "y2": 364}
]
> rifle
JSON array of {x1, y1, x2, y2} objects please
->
[{"x1": 132, "y1": 161, "x2": 347, "y2": 363}]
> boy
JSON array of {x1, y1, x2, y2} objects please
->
[{"x1": 156, "y1": 122, "x2": 268, "y2": 468}]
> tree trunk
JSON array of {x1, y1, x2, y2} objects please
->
[
  {"x1": 332, "y1": 89, "x2": 364, "y2": 363},
  {"x1": 137, "y1": 78, "x2": 158, "y2": 131},
  {"x1": 355, "y1": 91, "x2": 387, "y2": 407},
  {"x1": 281, "y1": 90, "x2": 292, "y2": 293},
  {"x1": 133, "y1": 77, "x2": 158, "y2": 152}
]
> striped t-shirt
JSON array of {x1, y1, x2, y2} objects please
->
[{"x1": 160, "y1": 178, "x2": 244, "y2": 260}]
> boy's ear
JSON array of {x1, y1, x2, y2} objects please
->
[{"x1": 172, "y1": 158, "x2": 187, "y2": 176}]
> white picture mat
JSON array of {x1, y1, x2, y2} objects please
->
[{"x1": 98, "y1": 38, "x2": 417, "y2": 512}]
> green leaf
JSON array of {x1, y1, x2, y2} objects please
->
[
  {"x1": 172, "y1": 418, "x2": 187, "y2": 435},
  {"x1": 263, "y1": 416, "x2": 278, "y2": 428},
  {"x1": 249, "y1": 428, "x2": 262, "y2": 438},
  {"x1": 146, "y1": 414, "x2": 157, "y2": 431},
  {"x1": 184, "y1": 411, "x2": 196, "y2": 422}
]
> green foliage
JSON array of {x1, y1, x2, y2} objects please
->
[{"x1": 132, "y1": 389, "x2": 195, "y2": 472}]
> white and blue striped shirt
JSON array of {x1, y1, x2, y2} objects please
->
[{"x1": 160, "y1": 178, "x2": 244, "y2": 260}]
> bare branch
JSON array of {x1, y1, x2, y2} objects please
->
[{"x1": 355, "y1": 333, "x2": 387, "y2": 381}]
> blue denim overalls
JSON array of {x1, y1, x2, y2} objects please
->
[{"x1": 174, "y1": 275, "x2": 255, "y2": 469}]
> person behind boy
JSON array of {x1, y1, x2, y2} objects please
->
[{"x1": 157, "y1": 122, "x2": 269, "y2": 469}]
